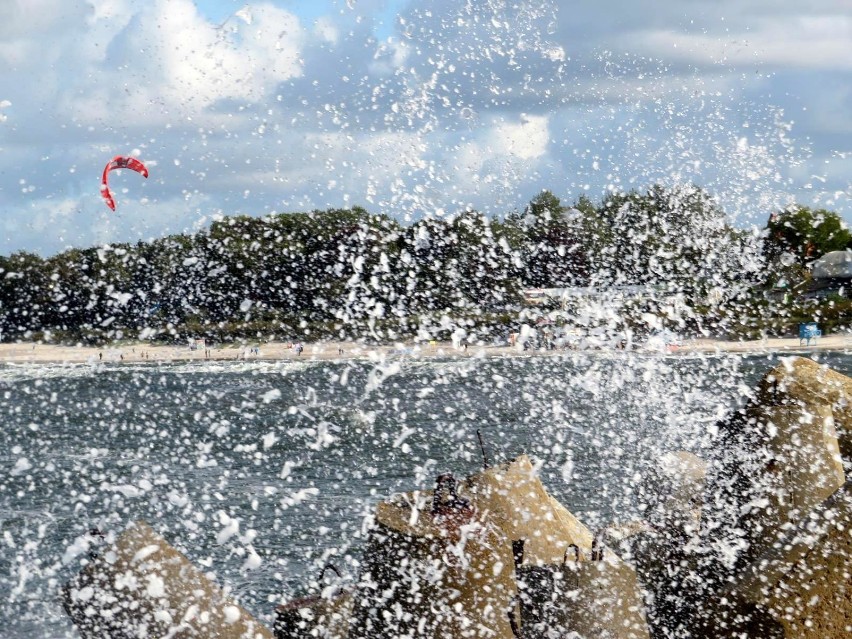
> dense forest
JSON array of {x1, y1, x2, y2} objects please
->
[{"x1": 1, "y1": 185, "x2": 848, "y2": 344}]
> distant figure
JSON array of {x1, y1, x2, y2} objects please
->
[
  {"x1": 98, "y1": 352, "x2": 102, "y2": 361},
  {"x1": 297, "y1": 344, "x2": 303, "y2": 356}
]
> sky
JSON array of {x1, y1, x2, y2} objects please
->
[{"x1": 0, "y1": 0, "x2": 850, "y2": 255}]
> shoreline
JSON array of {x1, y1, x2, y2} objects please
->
[{"x1": 0, "y1": 334, "x2": 850, "y2": 365}]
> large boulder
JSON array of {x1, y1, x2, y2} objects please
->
[
  {"x1": 348, "y1": 455, "x2": 649, "y2": 639},
  {"x1": 62, "y1": 520, "x2": 272, "y2": 639},
  {"x1": 695, "y1": 476, "x2": 852, "y2": 639},
  {"x1": 751, "y1": 356, "x2": 852, "y2": 462},
  {"x1": 757, "y1": 478, "x2": 852, "y2": 637},
  {"x1": 275, "y1": 586, "x2": 353, "y2": 639},
  {"x1": 641, "y1": 451, "x2": 707, "y2": 535},
  {"x1": 620, "y1": 451, "x2": 707, "y2": 638},
  {"x1": 701, "y1": 357, "x2": 846, "y2": 574},
  {"x1": 518, "y1": 552, "x2": 649, "y2": 639},
  {"x1": 689, "y1": 357, "x2": 852, "y2": 637}
]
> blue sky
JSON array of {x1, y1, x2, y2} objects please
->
[
  {"x1": 196, "y1": 0, "x2": 409, "y2": 36},
  {"x1": 0, "y1": 0, "x2": 850, "y2": 255}
]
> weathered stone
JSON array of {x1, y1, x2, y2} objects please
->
[
  {"x1": 603, "y1": 452, "x2": 706, "y2": 638},
  {"x1": 688, "y1": 357, "x2": 852, "y2": 638},
  {"x1": 642, "y1": 450, "x2": 707, "y2": 534},
  {"x1": 275, "y1": 588, "x2": 353, "y2": 639},
  {"x1": 702, "y1": 474, "x2": 852, "y2": 637},
  {"x1": 751, "y1": 356, "x2": 852, "y2": 462},
  {"x1": 760, "y1": 479, "x2": 852, "y2": 637},
  {"x1": 702, "y1": 357, "x2": 846, "y2": 574},
  {"x1": 461, "y1": 454, "x2": 595, "y2": 564},
  {"x1": 518, "y1": 553, "x2": 650, "y2": 639},
  {"x1": 350, "y1": 506, "x2": 515, "y2": 638},
  {"x1": 62, "y1": 520, "x2": 273, "y2": 639},
  {"x1": 693, "y1": 477, "x2": 852, "y2": 638},
  {"x1": 348, "y1": 455, "x2": 648, "y2": 639}
]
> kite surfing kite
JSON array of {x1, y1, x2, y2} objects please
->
[{"x1": 101, "y1": 155, "x2": 148, "y2": 211}]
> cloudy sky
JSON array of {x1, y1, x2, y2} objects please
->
[{"x1": 1, "y1": 0, "x2": 850, "y2": 255}]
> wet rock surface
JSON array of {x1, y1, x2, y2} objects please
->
[{"x1": 62, "y1": 521, "x2": 273, "y2": 639}]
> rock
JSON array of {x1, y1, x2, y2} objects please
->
[
  {"x1": 752, "y1": 355, "x2": 852, "y2": 462},
  {"x1": 758, "y1": 477, "x2": 852, "y2": 637},
  {"x1": 518, "y1": 552, "x2": 650, "y2": 639},
  {"x1": 694, "y1": 476, "x2": 852, "y2": 638},
  {"x1": 348, "y1": 455, "x2": 649, "y2": 639},
  {"x1": 62, "y1": 520, "x2": 273, "y2": 639},
  {"x1": 702, "y1": 357, "x2": 846, "y2": 574},
  {"x1": 642, "y1": 450, "x2": 707, "y2": 535},
  {"x1": 617, "y1": 451, "x2": 707, "y2": 638},
  {"x1": 623, "y1": 357, "x2": 851, "y2": 637},
  {"x1": 689, "y1": 357, "x2": 852, "y2": 637},
  {"x1": 275, "y1": 587, "x2": 353, "y2": 639}
]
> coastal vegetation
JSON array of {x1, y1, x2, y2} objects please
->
[{"x1": 1, "y1": 185, "x2": 849, "y2": 345}]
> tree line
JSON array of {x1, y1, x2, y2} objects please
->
[{"x1": 0, "y1": 184, "x2": 845, "y2": 343}]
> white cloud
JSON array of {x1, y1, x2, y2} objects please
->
[
  {"x1": 369, "y1": 38, "x2": 410, "y2": 77},
  {"x1": 0, "y1": 0, "x2": 90, "y2": 40},
  {"x1": 59, "y1": 1, "x2": 305, "y2": 127},
  {"x1": 633, "y1": 16, "x2": 852, "y2": 70},
  {"x1": 313, "y1": 16, "x2": 339, "y2": 44},
  {"x1": 0, "y1": 0, "x2": 308, "y2": 145},
  {"x1": 489, "y1": 114, "x2": 550, "y2": 161},
  {"x1": 0, "y1": 0, "x2": 851, "y2": 253}
]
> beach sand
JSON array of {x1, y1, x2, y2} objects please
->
[{"x1": 0, "y1": 334, "x2": 849, "y2": 365}]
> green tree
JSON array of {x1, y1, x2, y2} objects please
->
[
  {"x1": 592, "y1": 184, "x2": 732, "y2": 293},
  {"x1": 451, "y1": 210, "x2": 521, "y2": 309},
  {"x1": 762, "y1": 205, "x2": 851, "y2": 268},
  {"x1": 520, "y1": 190, "x2": 589, "y2": 287},
  {"x1": 0, "y1": 251, "x2": 49, "y2": 338}
]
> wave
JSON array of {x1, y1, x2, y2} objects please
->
[{"x1": 0, "y1": 358, "x2": 332, "y2": 381}]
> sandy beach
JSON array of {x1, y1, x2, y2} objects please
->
[{"x1": 0, "y1": 334, "x2": 850, "y2": 365}]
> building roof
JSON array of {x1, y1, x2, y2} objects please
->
[{"x1": 811, "y1": 250, "x2": 852, "y2": 279}]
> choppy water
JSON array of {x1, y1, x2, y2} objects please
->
[{"x1": 2, "y1": 350, "x2": 851, "y2": 637}]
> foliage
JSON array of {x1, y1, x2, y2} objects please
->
[
  {"x1": 762, "y1": 205, "x2": 851, "y2": 268},
  {"x1": 0, "y1": 188, "x2": 845, "y2": 343}
]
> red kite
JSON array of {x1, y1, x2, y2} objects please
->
[{"x1": 101, "y1": 155, "x2": 148, "y2": 211}]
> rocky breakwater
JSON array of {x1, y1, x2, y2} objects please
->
[
  {"x1": 63, "y1": 355, "x2": 852, "y2": 639},
  {"x1": 62, "y1": 521, "x2": 273, "y2": 639},
  {"x1": 276, "y1": 454, "x2": 649, "y2": 639},
  {"x1": 621, "y1": 356, "x2": 852, "y2": 638}
]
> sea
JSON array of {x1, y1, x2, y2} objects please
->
[{"x1": 1, "y1": 349, "x2": 850, "y2": 637}]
